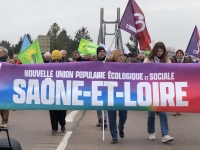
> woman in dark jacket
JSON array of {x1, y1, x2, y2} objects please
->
[{"x1": 171, "y1": 49, "x2": 188, "y2": 116}]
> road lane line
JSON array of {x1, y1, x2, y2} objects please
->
[
  {"x1": 65, "y1": 110, "x2": 79, "y2": 122},
  {"x1": 56, "y1": 131, "x2": 73, "y2": 150}
]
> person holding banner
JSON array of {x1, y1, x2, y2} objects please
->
[
  {"x1": 95, "y1": 46, "x2": 108, "y2": 129},
  {"x1": 73, "y1": 51, "x2": 85, "y2": 62},
  {"x1": 171, "y1": 49, "x2": 189, "y2": 116},
  {"x1": 107, "y1": 49, "x2": 127, "y2": 144},
  {"x1": 49, "y1": 50, "x2": 67, "y2": 135},
  {"x1": 143, "y1": 42, "x2": 174, "y2": 143},
  {"x1": 0, "y1": 46, "x2": 14, "y2": 128}
]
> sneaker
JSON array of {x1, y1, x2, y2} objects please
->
[
  {"x1": 111, "y1": 139, "x2": 118, "y2": 144},
  {"x1": 1, "y1": 124, "x2": 7, "y2": 128},
  {"x1": 51, "y1": 130, "x2": 57, "y2": 135},
  {"x1": 61, "y1": 126, "x2": 66, "y2": 132},
  {"x1": 173, "y1": 113, "x2": 177, "y2": 116},
  {"x1": 119, "y1": 130, "x2": 124, "y2": 138},
  {"x1": 96, "y1": 119, "x2": 102, "y2": 127},
  {"x1": 162, "y1": 135, "x2": 174, "y2": 143},
  {"x1": 149, "y1": 133, "x2": 155, "y2": 140}
]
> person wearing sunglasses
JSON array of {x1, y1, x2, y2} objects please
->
[{"x1": 49, "y1": 50, "x2": 67, "y2": 135}]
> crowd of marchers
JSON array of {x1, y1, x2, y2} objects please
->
[{"x1": 0, "y1": 42, "x2": 197, "y2": 144}]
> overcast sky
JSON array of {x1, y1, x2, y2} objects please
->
[{"x1": 1, "y1": 0, "x2": 200, "y2": 51}]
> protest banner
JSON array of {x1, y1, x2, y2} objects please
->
[{"x1": 0, "y1": 62, "x2": 200, "y2": 112}]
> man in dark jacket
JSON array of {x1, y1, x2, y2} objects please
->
[
  {"x1": 95, "y1": 46, "x2": 107, "y2": 129},
  {"x1": 73, "y1": 50, "x2": 85, "y2": 61}
]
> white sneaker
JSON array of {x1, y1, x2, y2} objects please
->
[
  {"x1": 162, "y1": 135, "x2": 174, "y2": 143},
  {"x1": 149, "y1": 133, "x2": 155, "y2": 140}
]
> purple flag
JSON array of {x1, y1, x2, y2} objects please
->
[
  {"x1": 118, "y1": 0, "x2": 151, "y2": 51},
  {"x1": 185, "y1": 26, "x2": 200, "y2": 58},
  {"x1": 118, "y1": 0, "x2": 137, "y2": 36}
]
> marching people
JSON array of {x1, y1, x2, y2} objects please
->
[
  {"x1": 171, "y1": 49, "x2": 189, "y2": 116},
  {"x1": 143, "y1": 42, "x2": 174, "y2": 143},
  {"x1": 0, "y1": 46, "x2": 15, "y2": 128},
  {"x1": 107, "y1": 49, "x2": 127, "y2": 144},
  {"x1": 95, "y1": 46, "x2": 108, "y2": 129},
  {"x1": 60, "y1": 50, "x2": 70, "y2": 62},
  {"x1": 43, "y1": 52, "x2": 51, "y2": 63},
  {"x1": 73, "y1": 50, "x2": 85, "y2": 61},
  {"x1": 137, "y1": 53, "x2": 145, "y2": 62},
  {"x1": 49, "y1": 50, "x2": 67, "y2": 135},
  {"x1": 122, "y1": 53, "x2": 128, "y2": 62},
  {"x1": 129, "y1": 53, "x2": 142, "y2": 63}
]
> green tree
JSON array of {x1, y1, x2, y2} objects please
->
[
  {"x1": 125, "y1": 34, "x2": 139, "y2": 55},
  {"x1": 26, "y1": 34, "x2": 33, "y2": 43},
  {"x1": 47, "y1": 23, "x2": 61, "y2": 52},
  {"x1": 57, "y1": 29, "x2": 72, "y2": 49},
  {"x1": 72, "y1": 26, "x2": 93, "y2": 51},
  {"x1": 13, "y1": 34, "x2": 32, "y2": 54},
  {"x1": 1, "y1": 40, "x2": 13, "y2": 57}
]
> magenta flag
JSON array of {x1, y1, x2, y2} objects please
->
[
  {"x1": 186, "y1": 26, "x2": 200, "y2": 58},
  {"x1": 118, "y1": 0, "x2": 151, "y2": 51}
]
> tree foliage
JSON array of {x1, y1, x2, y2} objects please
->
[
  {"x1": 1, "y1": 23, "x2": 93, "y2": 57},
  {"x1": 1, "y1": 40, "x2": 13, "y2": 57}
]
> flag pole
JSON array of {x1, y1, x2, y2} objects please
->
[
  {"x1": 102, "y1": 110, "x2": 105, "y2": 141},
  {"x1": 103, "y1": 30, "x2": 119, "y2": 62}
]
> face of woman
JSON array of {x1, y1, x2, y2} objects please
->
[
  {"x1": 176, "y1": 51, "x2": 183, "y2": 59},
  {"x1": 156, "y1": 48, "x2": 164, "y2": 57},
  {"x1": 115, "y1": 51, "x2": 123, "y2": 62}
]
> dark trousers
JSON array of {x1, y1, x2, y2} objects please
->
[
  {"x1": 49, "y1": 110, "x2": 67, "y2": 130},
  {"x1": 108, "y1": 110, "x2": 127, "y2": 139}
]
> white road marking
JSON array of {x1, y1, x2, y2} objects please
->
[
  {"x1": 57, "y1": 110, "x2": 80, "y2": 149},
  {"x1": 65, "y1": 110, "x2": 79, "y2": 122},
  {"x1": 56, "y1": 131, "x2": 73, "y2": 150}
]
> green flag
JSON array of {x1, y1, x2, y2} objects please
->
[
  {"x1": 18, "y1": 40, "x2": 44, "y2": 64},
  {"x1": 78, "y1": 38, "x2": 98, "y2": 55}
]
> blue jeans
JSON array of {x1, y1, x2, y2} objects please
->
[
  {"x1": 108, "y1": 110, "x2": 127, "y2": 139},
  {"x1": 147, "y1": 112, "x2": 169, "y2": 136}
]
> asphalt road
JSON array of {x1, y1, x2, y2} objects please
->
[{"x1": 0, "y1": 110, "x2": 199, "y2": 150}]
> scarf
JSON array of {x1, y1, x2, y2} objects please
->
[
  {"x1": 154, "y1": 56, "x2": 160, "y2": 63},
  {"x1": 176, "y1": 58, "x2": 183, "y2": 63},
  {"x1": 0, "y1": 55, "x2": 8, "y2": 62}
]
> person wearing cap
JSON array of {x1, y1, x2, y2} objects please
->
[
  {"x1": 171, "y1": 49, "x2": 188, "y2": 116},
  {"x1": 171, "y1": 49, "x2": 188, "y2": 63},
  {"x1": 49, "y1": 50, "x2": 67, "y2": 135},
  {"x1": 95, "y1": 46, "x2": 108, "y2": 129}
]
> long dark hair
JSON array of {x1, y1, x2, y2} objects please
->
[{"x1": 147, "y1": 42, "x2": 168, "y2": 62}]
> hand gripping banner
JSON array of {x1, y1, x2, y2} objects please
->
[{"x1": 0, "y1": 62, "x2": 200, "y2": 112}]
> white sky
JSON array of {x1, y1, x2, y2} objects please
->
[{"x1": 1, "y1": 0, "x2": 200, "y2": 51}]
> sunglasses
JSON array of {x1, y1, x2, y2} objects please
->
[{"x1": 52, "y1": 59, "x2": 61, "y2": 62}]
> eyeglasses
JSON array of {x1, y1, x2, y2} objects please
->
[{"x1": 52, "y1": 59, "x2": 61, "y2": 62}]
